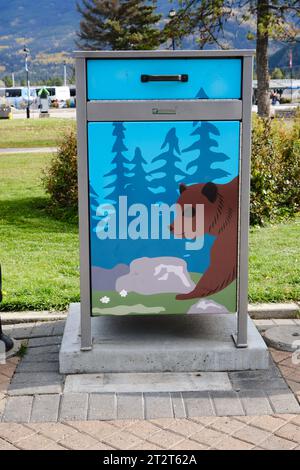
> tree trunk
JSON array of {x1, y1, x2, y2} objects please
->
[{"x1": 256, "y1": 0, "x2": 270, "y2": 117}]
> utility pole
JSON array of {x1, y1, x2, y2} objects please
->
[
  {"x1": 11, "y1": 72, "x2": 15, "y2": 87},
  {"x1": 24, "y1": 46, "x2": 30, "y2": 119},
  {"x1": 64, "y1": 61, "x2": 67, "y2": 86},
  {"x1": 289, "y1": 48, "x2": 293, "y2": 103}
]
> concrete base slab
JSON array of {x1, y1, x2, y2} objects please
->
[{"x1": 59, "y1": 303, "x2": 269, "y2": 374}]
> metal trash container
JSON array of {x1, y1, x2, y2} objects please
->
[
  {"x1": 38, "y1": 87, "x2": 50, "y2": 118},
  {"x1": 75, "y1": 50, "x2": 253, "y2": 351}
]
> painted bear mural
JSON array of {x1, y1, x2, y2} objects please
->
[
  {"x1": 170, "y1": 177, "x2": 238, "y2": 300},
  {"x1": 88, "y1": 119, "x2": 240, "y2": 315}
]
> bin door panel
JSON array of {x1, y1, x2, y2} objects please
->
[{"x1": 88, "y1": 121, "x2": 240, "y2": 316}]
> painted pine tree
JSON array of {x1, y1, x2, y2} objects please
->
[
  {"x1": 104, "y1": 122, "x2": 132, "y2": 204},
  {"x1": 182, "y1": 121, "x2": 230, "y2": 184},
  {"x1": 195, "y1": 87, "x2": 209, "y2": 100},
  {"x1": 193, "y1": 87, "x2": 208, "y2": 127},
  {"x1": 90, "y1": 183, "x2": 112, "y2": 240},
  {"x1": 127, "y1": 146, "x2": 152, "y2": 205},
  {"x1": 150, "y1": 127, "x2": 185, "y2": 205},
  {"x1": 90, "y1": 184, "x2": 100, "y2": 223},
  {"x1": 89, "y1": 183, "x2": 104, "y2": 241}
]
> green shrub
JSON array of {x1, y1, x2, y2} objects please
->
[
  {"x1": 280, "y1": 96, "x2": 292, "y2": 104},
  {"x1": 42, "y1": 129, "x2": 78, "y2": 218},
  {"x1": 276, "y1": 122, "x2": 300, "y2": 216},
  {"x1": 250, "y1": 115, "x2": 300, "y2": 225}
]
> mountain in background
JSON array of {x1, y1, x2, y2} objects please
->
[
  {"x1": 0, "y1": 0, "x2": 79, "y2": 82},
  {"x1": 0, "y1": 0, "x2": 296, "y2": 84},
  {"x1": 269, "y1": 43, "x2": 300, "y2": 71}
]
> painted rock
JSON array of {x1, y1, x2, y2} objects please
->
[{"x1": 116, "y1": 257, "x2": 195, "y2": 294}]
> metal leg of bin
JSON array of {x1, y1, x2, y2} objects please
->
[
  {"x1": 76, "y1": 58, "x2": 92, "y2": 351},
  {"x1": 233, "y1": 55, "x2": 253, "y2": 349}
]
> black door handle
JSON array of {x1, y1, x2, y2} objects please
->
[{"x1": 141, "y1": 74, "x2": 188, "y2": 83}]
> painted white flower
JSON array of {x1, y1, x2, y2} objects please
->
[
  {"x1": 119, "y1": 289, "x2": 128, "y2": 298},
  {"x1": 100, "y1": 296, "x2": 110, "y2": 304}
]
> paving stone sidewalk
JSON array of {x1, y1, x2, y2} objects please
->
[
  {"x1": 0, "y1": 319, "x2": 300, "y2": 450},
  {"x1": 1, "y1": 320, "x2": 300, "y2": 423},
  {"x1": 1, "y1": 415, "x2": 300, "y2": 450}
]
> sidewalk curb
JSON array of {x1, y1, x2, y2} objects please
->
[
  {"x1": 248, "y1": 302, "x2": 300, "y2": 320},
  {"x1": 0, "y1": 302, "x2": 299, "y2": 324},
  {"x1": 0, "y1": 147, "x2": 57, "y2": 155},
  {"x1": 0, "y1": 311, "x2": 67, "y2": 324}
]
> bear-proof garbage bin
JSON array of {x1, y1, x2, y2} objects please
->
[{"x1": 75, "y1": 50, "x2": 254, "y2": 351}]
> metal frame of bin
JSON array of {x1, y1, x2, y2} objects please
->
[{"x1": 75, "y1": 50, "x2": 254, "y2": 351}]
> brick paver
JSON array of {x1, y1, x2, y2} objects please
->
[
  {"x1": 209, "y1": 391, "x2": 244, "y2": 416},
  {"x1": 117, "y1": 393, "x2": 144, "y2": 420},
  {"x1": 239, "y1": 390, "x2": 273, "y2": 415},
  {"x1": 214, "y1": 435, "x2": 254, "y2": 450},
  {"x1": 182, "y1": 391, "x2": 215, "y2": 417},
  {"x1": 275, "y1": 422, "x2": 300, "y2": 442},
  {"x1": 30, "y1": 394, "x2": 60, "y2": 423},
  {"x1": 3, "y1": 395, "x2": 34, "y2": 423},
  {"x1": 233, "y1": 425, "x2": 271, "y2": 445},
  {"x1": 88, "y1": 393, "x2": 116, "y2": 421},
  {"x1": 249, "y1": 415, "x2": 288, "y2": 432},
  {"x1": 60, "y1": 393, "x2": 89, "y2": 421},
  {"x1": 259, "y1": 434, "x2": 297, "y2": 450},
  {"x1": 144, "y1": 393, "x2": 173, "y2": 419}
]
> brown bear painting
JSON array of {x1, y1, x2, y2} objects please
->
[{"x1": 170, "y1": 177, "x2": 238, "y2": 301}]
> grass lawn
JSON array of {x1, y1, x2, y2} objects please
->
[
  {"x1": 249, "y1": 219, "x2": 300, "y2": 303},
  {"x1": 0, "y1": 152, "x2": 299, "y2": 311},
  {"x1": 0, "y1": 118, "x2": 76, "y2": 148},
  {"x1": 0, "y1": 153, "x2": 79, "y2": 311}
]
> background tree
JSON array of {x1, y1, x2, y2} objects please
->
[
  {"x1": 37, "y1": 77, "x2": 64, "y2": 86},
  {"x1": 2, "y1": 75, "x2": 13, "y2": 87},
  {"x1": 162, "y1": 0, "x2": 230, "y2": 50},
  {"x1": 271, "y1": 67, "x2": 284, "y2": 79},
  {"x1": 77, "y1": 0, "x2": 162, "y2": 50},
  {"x1": 167, "y1": 0, "x2": 300, "y2": 117}
]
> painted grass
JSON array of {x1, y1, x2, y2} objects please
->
[
  {"x1": 0, "y1": 152, "x2": 299, "y2": 311},
  {"x1": 0, "y1": 118, "x2": 75, "y2": 148},
  {"x1": 91, "y1": 280, "x2": 237, "y2": 316}
]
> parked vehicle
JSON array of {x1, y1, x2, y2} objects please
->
[{"x1": 0, "y1": 87, "x2": 37, "y2": 109}]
